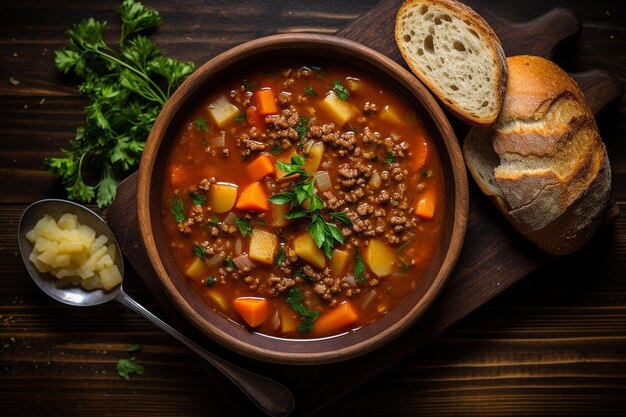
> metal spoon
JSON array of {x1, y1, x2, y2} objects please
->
[{"x1": 18, "y1": 199, "x2": 295, "y2": 417}]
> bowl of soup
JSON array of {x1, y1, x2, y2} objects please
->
[{"x1": 137, "y1": 33, "x2": 468, "y2": 364}]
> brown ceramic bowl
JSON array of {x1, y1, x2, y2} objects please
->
[{"x1": 137, "y1": 33, "x2": 468, "y2": 364}]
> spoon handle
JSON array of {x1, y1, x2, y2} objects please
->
[{"x1": 115, "y1": 290, "x2": 295, "y2": 417}]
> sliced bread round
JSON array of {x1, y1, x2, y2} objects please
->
[
  {"x1": 463, "y1": 56, "x2": 611, "y2": 255},
  {"x1": 395, "y1": 0, "x2": 507, "y2": 126}
]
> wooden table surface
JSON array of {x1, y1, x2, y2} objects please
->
[{"x1": 1, "y1": 1, "x2": 624, "y2": 416}]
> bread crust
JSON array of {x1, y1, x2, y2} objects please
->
[
  {"x1": 463, "y1": 55, "x2": 611, "y2": 255},
  {"x1": 395, "y1": 0, "x2": 507, "y2": 126}
]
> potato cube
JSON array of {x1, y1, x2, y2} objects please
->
[
  {"x1": 280, "y1": 306, "x2": 299, "y2": 333},
  {"x1": 330, "y1": 250, "x2": 350, "y2": 277},
  {"x1": 249, "y1": 229, "x2": 278, "y2": 265},
  {"x1": 294, "y1": 232, "x2": 326, "y2": 269},
  {"x1": 206, "y1": 289, "x2": 228, "y2": 313},
  {"x1": 270, "y1": 202, "x2": 290, "y2": 228},
  {"x1": 57, "y1": 213, "x2": 78, "y2": 231},
  {"x1": 208, "y1": 95, "x2": 240, "y2": 128},
  {"x1": 346, "y1": 78, "x2": 361, "y2": 92},
  {"x1": 304, "y1": 142, "x2": 324, "y2": 174},
  {"x1": 380, "y1": 105, "x2": 403, "y2": 124},
  {"x1": 208, "y1": 182, "x2": 238, "y2": 213},
  {"x1": 363, "y1": 239, "x2": 397, "y2": 277},
  {"x1": 185, "y1": 258, "x2": 208, "y2": 280},
  {"x1": 99, "y1": 265, "x2": 122, "y2": 291},
  {"x1": 320, "y1": 91, "x2": 358, "y2": 126}
]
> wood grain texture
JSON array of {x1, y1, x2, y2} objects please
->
[{"x1": 1, "y1": 0, "x2": 625, "y2": 416}]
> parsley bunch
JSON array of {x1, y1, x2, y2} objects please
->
[
  {"x1": 286, "y1": 288, "x2": 319, "y2": 333},
  {"x1": 47, "y1": 0, "x2": 195, "y2": 207},
  {"x1": 269, "y1": 155, "x2": 352, "y2": 258}
]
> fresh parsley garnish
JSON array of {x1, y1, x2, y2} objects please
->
[
  {"x1": 242, "y1": 79, "x2": 259, "y2": 91},
  {"x1": 170, "y1": 198, "x2": 185, "y2": 223},
  {"x1": 189, "y1": 190, "x2": 207, "y2": 206},
  {"x1": 354, "y1": 251, "x2": 366, "y2": 283},
  {"x1": 192, "y1": 244, "x2": 206, "y2": 260},
  {"x1": 47, "y1": 0, "x2": 195, "y2": 207},
  {"x1": 332, "y1": 79, "x2": 350, "y2": 101},
  {"x1": 269, "y1": 156, "x2": 348, "y2": 259},
  {"x1": 285, "y1": 288, "x2": 319, "y2": 333},
  {"x1": 116, "y1": 356, "x2": 145, "y2": 380},
  {"x1": 303, "y1": 86, "x2": 317, "y2": 97},
  {"x1": 275, "y1": 249, "x2": 286, "y2": 267},
  {"x1": 195, "y1": 116, "x2": 209, "y2": 132},
  {"x1": 256, "y1": 217, "x2": 267, "y2": 226},
  {"x1": 270, "y1": 143, "x2": 283, "y2": 155},
  {"x1": 205, "y1": 276, "x2": 216, "y2": 287},
  {"x1": 223, "y1": 256, "x2": 236, "y2": 269},
  {"x1": 384, "y1": 152, "x2": 395, "y2": 166},
  {"x1": 206, "y1": 217, "x2": 220, "y2": 227},
  {"x1": 295, "y1": 116, "x2": 309, "y2": 146},
  {"x1": 234, "y1": 217, "x2": 253, "y2": 236}
]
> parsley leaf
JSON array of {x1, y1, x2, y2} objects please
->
[
  {"x1": 195, "y1": 116, "x2": 209, "y2": 132},
  {"x1": 285, "y1": 288, "x2": 319, "y2": 333},
  {"x1": 47, "y1": 0, "x2": 195, "y2": 208},
  {"x1": 234, "y1": 217, "x2": 253, "y2": 236},
  {"x1": 354, "y1": 251, "x2": 366, "y2": 283},
  {"x1": 171, "y1": 198, "x2": 185, "y2": 223},
  {"x1": 242, "y1": 79, "x2": 259, "y2": 91},
  {"x1": 295, "y1": 116, "x2": 309, "y2": 143},
  {"x1": 332, "y1": 79, "x2": 350, "y2": 101},
  {"x1": 304, "y1": 86, "x2": 317, "y2": 97},
  {"x1": 275, "y1": 249, "x2": 286, "y2": 267},
  {"x1": 192, "y1": 244, "x2": 206, "y2": 260},
  {"x1": 384, "y1": 152, "x2": 395, "y2": 166},
  {"x1": 329, "y1": 211, "x2": 352, "y2": 227},
  {"x1": 234, "y1": 112, "x2": 246, "y2": 122},
  {"x1": 189, "y1": 190, "x2": 207, "y2": 206},
  {"x1": 223, "y1": 256, "x2": 236, "y2": 269},
  {"x1": 205, "y1": 276, "x2": 217, "y2": 287},
  {"x1": 117, "y1": 356, "x2": 145, "y2": 380}
]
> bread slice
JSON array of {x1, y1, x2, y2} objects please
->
[
  {"x1": 463, "y1": 55, "x2": 611, "y2": 255},
  {"x1": 395, "y1": 0, "x2": 507, "y2": 125}
]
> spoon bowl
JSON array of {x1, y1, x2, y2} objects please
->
[{"x1": 18, "y1": 199, "x2": 295, "y2": 417}]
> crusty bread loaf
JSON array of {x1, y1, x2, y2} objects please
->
[
  {"x1": 395, "y1": 0, "x2": 507, "y2": 126},
  {"x1": 463, "y1": 55, "x2": 611, "y2": 255}
]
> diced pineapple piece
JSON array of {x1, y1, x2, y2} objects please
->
[
  {"x1": 304, "y1": 142, "x2": 324, "y2": 174},
  {"x1": 99, "y1": 265, "x2": 122, "y2": 291},
  {"x1": 55, "y1": 268, "x2": 77, "y2": 279},
  {"x1": 33, "y1": 215, "x2": 54, "y2": 236},
  {"x1": 207, "y1": 182, "x2": 238, "y2": 213},
  {"x1": 294, "y1": 232, "x2": 326, "y2": 269},
  {"x1": 29, "y1": 250, "x2": 52, "y2": 273},
  {"x1": 208, "y1": 95, "x2": 240, "y2": 128},
  {"x1": 25, "y1": 229, "x2": 37, "y2": 243},
  {"x1": 58, "y1": 240, "x2": 84, "y2": 254},
  {"x1": 57, "y1": 213, "x2": 78, "y2": 231},
  {"x1": 37, "y1": 245, "x2": 59, "y2": 266},
  {"x1": 77, "y1": 224, "x2": 96, "y2": 249},
  {"x1": 380, "y1": 105, "x2": 403, "y2": 124},
  {"x1": 320, "y1": 91, "x2": 358, "y2": 126},
  {"x1": 81, "y1": 275, "x2": 104, "y2": 291},
  {"x1": 69, "y1": 249, "x2": 89, "y2": 266},
  {"x1": 39, "y1": 220, "x2": 64, "y2": 242},
  {"x1": 270, "y1": 202, "x2": 290, "y2": 228},
  {"x1": 363, "y1": 239, "x2": 397, "y2": 277},
  {"x1": 56, "y1": 275, "x2": 80, "y2": 288},
  {"x1": 330, "y1": 250, "x2": 349, "y2": 277},
  {"x1": 249, "y1": 229, "x2": 278, "y2": 265},
  {"x1": 275, "y1": 148, "x2": 300, "y2": 181},
  {"x1": 185, "y1": 258, "x2": 208, "y2": 280},
  {"x1": 90, "y1": 234, "x2": 108, "y2": 252},
  {"x1": 34, "y1": 236, "x2": 54, "y2": 253},
  {"x1": 96, "y1": 254, "x2": 114, "y2": 271},
  {"x1": 52, "y1": 254, "x2": 71, "y2": 268}
]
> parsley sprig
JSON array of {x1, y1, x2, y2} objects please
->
[
  {"x1": 269, "y1": 155, "x2": 351, "y2": 258},
  {"x1": 286, "y1": 288, "x2": 319, "y2": 333},
  {"x1": 332, "y1": 79, "x2": 350, "y2": 101},
  {"x1": 47, "y1": 0, "x2": 195, "y2": 207}
]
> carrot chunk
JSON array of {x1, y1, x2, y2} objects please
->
[
  {"x1": 246, "y1": 105, "x2": 265, "y2": 129},
  {"x1": 236, "y1": 182, "x2": 269, "y2": 211},
  {"x1": 233, "y1": 297, "x2": 270, "y2": 327},
  {"x1": 245, "y1": 154, "x2": 275, "y2": 182},
  {"x1": 415, "y1": 186, "x2": 436, "y2": 220},
  {"x1": 314, "y1": 301, "x2": 359, "y2": 335},
  {"x1": 254, "y1": 88, "x2": 279, "y2": 115}
]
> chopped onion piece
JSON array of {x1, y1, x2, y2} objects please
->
[
  {"x1": 368, "y1": 171, "x2": 382, "y2": 188},
  {"x1": 223, "y1": 212, "x2": 237, "y2": 225},
  {"x1": 234, "y1": 238, "x2": 243, "y2": 255},
  {"x1": 208, "y1": 131, "x2": 226, "y2": 147},
  {"x1": 315, "y1": 171, "x2": 332, "y2": 192},
  {"x1": 233, "y1": 254, "x2": 255, "y2": 271},
  {"x1": 360, "y1": 289, "x2": 377, "y2": 311},
  {"x1": 206, "y1": 253, "x2": 226, "y2": 269},
  {"x1": 271, "y1": 310, "x2": 281, "y2": 330},
  {"x1": 342, "y1": 274, "x2": 357, "y2": 287},
  {"x1": 302, "y1": 140, "x2": 314, "y2": 154}
]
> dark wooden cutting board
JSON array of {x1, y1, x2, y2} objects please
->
[{"x1": 107, "y1": 1, "x2": 622, "y2": 415}]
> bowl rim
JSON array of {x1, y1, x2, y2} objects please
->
[{"x1": 137, "y1": 33, "x2": 468, "y2": 364}]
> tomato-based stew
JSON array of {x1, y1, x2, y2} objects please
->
[{"x1": 161, "y1": 62, "x2": 444, "y2": 338}]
